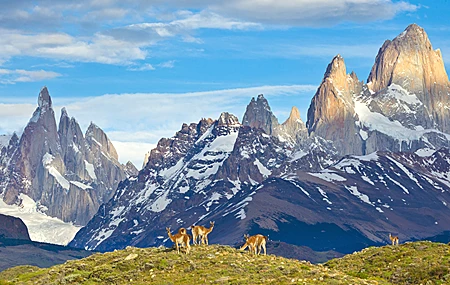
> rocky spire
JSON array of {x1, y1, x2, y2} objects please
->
[
  {"x1": 242, "y1": 94, "x2": 279, "y2": 135},
  {"x1": 143, "y1": 151, "x2": 150, "y2": 169},
  {"x1": 306, "y1": 55, "x2": 363, "y2": 155},
  {"x1": 367, "y1": 23, "x2": 450, "y2": 133},
  {"x1": 367, "y1": 23, "x2": 449, "y2": 94},
  {"x1": 217, "y1": 112, "x2": 240, "y2": 127},
  {"x1": 38, "y1": 86, "x2": 52, "y2": 111},
  {"x1": 86, "y1": 122, "x2": 119, "y2": 161}
]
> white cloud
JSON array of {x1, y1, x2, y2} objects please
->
[
  {"x1": 209, "y1": 0, "x2": 418, "y2": 26},
  {"x1": 0, "y1": 103, "x2": 36, "y2": 133},
  {"x1": 254, "y1": 43, "x2": 382, "y2": 59},
  {"x1": 128, "y1": 63, "x2": 156, "y2": 71},
  {"x1": 158, "y1": 60, "x2": 176, "y2": 68},
  {"x1": 112, "y1": 141, "x2": 156, "y2": 168},
  {"x1": 0, "y1": 68, "x2": 61, "y2": 84}
]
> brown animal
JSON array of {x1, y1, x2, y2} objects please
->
[
  {"x1": 389, "y1": 233, "x2": 399, "y2": 246},
  {"x1": 240, "y1": 234, "x2": 268, "y2": 255},
  {"x1": 191, "y1": 221, "x2": 215, "y2": 245},
  {"x1": 166, "y1": 227, "x2": 191, "y2": 254}
]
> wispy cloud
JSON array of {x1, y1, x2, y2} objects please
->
[
  {"x1": 158, "y1": 60, "x2": 176, "y2": 68},
  {"x1": 0, "y1": 68, "x2": 61, "y2": 84},
  {"x1": 209, "y1": 0, "x2": 418, "y2": 26},
  {"x1": 0, "y1": 1, "x2": 419, "y2": 67},
  {"x1": 128, "y1": 63, "x2": 156, "y2": 71}
]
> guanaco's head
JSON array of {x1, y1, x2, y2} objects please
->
[
  {"x1": 166, "y1": 227, "x2": 171, "y2": 234},
  {"x1": 243, "y1": 234, "x2": 249, "y2": 241},
  {"x1": 178, "y1": 228, "x2": 187, "y2": 234}
]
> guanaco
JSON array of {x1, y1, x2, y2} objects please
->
[
  {"x1": 166, "y1": 227, "x2": 191, "y2": 254},
  {"x1": 191, "y1": 221, "x2": 215, "y2": 245},
  {"x1": 389, "y1": 233, "x2": 399, "y2": 246},
  {"x1": 240, "y1": 234, "x2": 268, "y2": 255}
]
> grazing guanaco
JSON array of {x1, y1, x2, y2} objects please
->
[
  {"x1": 191, "y1": 221, "x2": 215, "y2": 245},
  {"x1": 240, "y1": 234, "x2": 268, "y2": 255},
  {"x1": 166, "y1": 227, "x2": 191, "y2": 254},
  {"x1": 389, "y1": 233, "x2": 399, "y2": 246}
]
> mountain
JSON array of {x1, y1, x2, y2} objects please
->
[
  {"x1": 307, "y1": 24, "x2": 450, "y2": 156},
  {"x1": 0, "y1": 87, "x2": 132, "y2": 233},
  {"x1": 70, "y1": 24, "x2": 450, "y2": 260},
  {"x1": 70, "y1": 103, "x2": 337, "y2": 252}
]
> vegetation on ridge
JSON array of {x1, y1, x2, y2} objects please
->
[
  {"x1": 325, "y1": 241, "x2": 450, "y2": 284},
  {"x1": 0, "y1": 244, "x2": 385, "y2": 285}
]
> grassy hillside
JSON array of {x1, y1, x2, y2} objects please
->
[
  {"x1": 325, "y1": 241, "x2": 450, "y2": 284},
  {"x1": 0, "y1": 245, "x2": 385, "y2": 285}
]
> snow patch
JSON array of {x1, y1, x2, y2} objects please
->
[
  {"x1": 254, "y1": 158, "x2": 271, "y2": 177},
  {"x1": 85, "y1": 160, "x2": 97, "y2": 180},
  {"x1": 309, "y1": 171, "x2": 346, "y2": 182},
  {"x1": 0, "y1": 194, "x2": 81, "y2": 245}
]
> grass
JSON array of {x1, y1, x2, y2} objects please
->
[
  {"x1": 325, "y1": 241, "x2": 450, "y2": 284},
  {"x1": 0, "y1": 244, "x2": 385, "y2": 285}
]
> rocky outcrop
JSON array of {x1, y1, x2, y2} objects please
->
[
  {"x1": 242, "y1": 94, "x2": 280, "y2": 135},
  {"x1": 0, "y1": 214, "x2": 30, "y2": 240},
  {"x1": 307, "y1": 55, "x2": 364, "y2": 155},
  {"x1": 275, "y1": 106, "x2": 308, "y2": 144},
  {"x1": 0, "y1": 87, "x2": 128, "y2": 225}
]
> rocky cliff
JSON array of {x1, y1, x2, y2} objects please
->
[
  {"x1": 0, "y1": 214, "x2": 30, "y2": 240},
  {"x1": 0, "y1": 87, "x2": 131, "y2": 225}
]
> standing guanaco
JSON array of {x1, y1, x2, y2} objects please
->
[
  {"x1": 166, "y1": 227, "x2": 191, "y2": 254},
  {"x1": 240, "y1": 234, "x2": 268, "y2": 255},
  {"x1": 389, "y1": 233, "x2": 399, "y2": 246},
  {"x1": 191, "y1": 221, "x2": 215, "y2": 245}
]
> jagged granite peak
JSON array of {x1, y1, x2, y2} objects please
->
[
  {"x1": 307, "y1": 55, "x2": 363, "y2": 155},
  {"x1": 366, "y1": 23, "x2": 450, "y2": 133},
  {"x1": 86, "y1": 122, "x2": 119, "y2": 161},
  {"x1": 323, "y1": 54, "x2": 348, "y2": 91},
  {"x1": 217, "y1": 112, "x2": 240, "y2": 127},
  {"x1": 242, "y1": 94, "x2": 280, "y2": 135},
  {"x1": 38, "y1": 86, "x2": 52, "y2": 110},
  {"x1": 283, "y1": 106, "x2": 303, "y2": 126},
  {"x1": 124, "y1": 161, "x2": 138, "y2": 177},
  {"x1": 0, "y1": 87, "x2": 127, "y2": 226},
  {"x1": 273, "y1": 106, "x2": 308, "y2": 145},
  {"x1": 367, "y1": 23, "x2": 449, "y2": 95}
]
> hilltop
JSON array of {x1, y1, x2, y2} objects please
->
[
  {"x1": 325, "y1": 241, "x2": 450, "y2": 284},
  {"x1": 0, "y1": 244, "x2": 385, "y2": 285}
]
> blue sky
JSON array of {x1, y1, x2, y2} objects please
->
[{"x1": 0, "y1": 0, "x2": 449, "y2": 167}]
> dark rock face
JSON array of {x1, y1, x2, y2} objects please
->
[
  {"x1": 0, "y1": 87, "x2": 127, "y2": 225},
  {"x1": 0, "y1": 214, "x2": 30, "y2": 240},
  {"x1": 242, "y1": 94, "x2": 280, "y2": 135}
]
